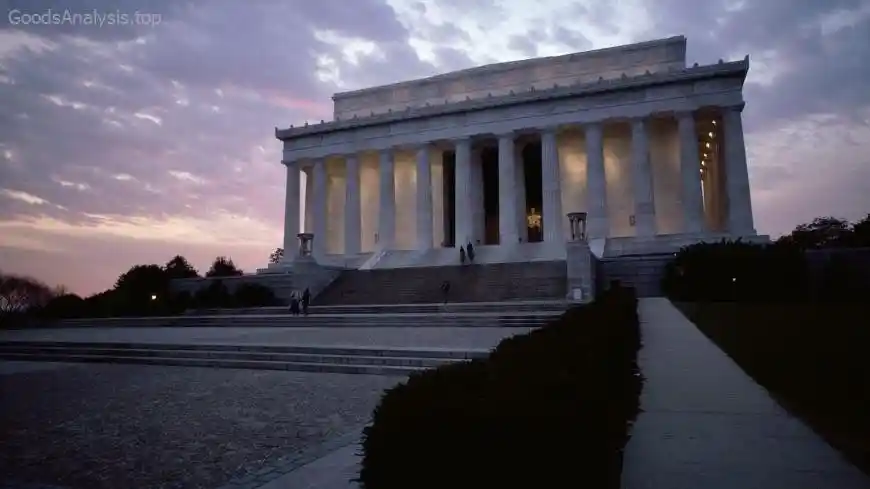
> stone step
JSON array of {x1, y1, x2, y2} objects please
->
[
  {"x1": 191, "y1": 300, "x2": 572, "y2": 316},
  {"x1": 50, "y1": 312, "x2": 561, "y2": 328},
  {"x1": 0, "y1": 342, "x2": 489, "y2": 376},
  {"x1": 314, "y1": 261, "x2": 567, "y2": 305}
]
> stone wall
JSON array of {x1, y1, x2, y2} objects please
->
[
  {"x1": 170, "y1": 266, "x2": 342, "y2": 304},
  {"x1": 333, "y1": 36, "x2": 686, "y2": 119}
]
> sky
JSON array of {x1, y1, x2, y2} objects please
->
[{"x1": 1, "y1": 0, "x2": 869, "y2": 296}]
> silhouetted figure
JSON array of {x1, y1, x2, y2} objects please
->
[
  {"x1": 302, "y1": 288, "x2": 311, "y2": 316},
  {"x1": 467, "y1": 242, "x2": 475, "y2": 263},
  {"x1": 441, "y1": 280, "x2": 451, "y2": 305},
  {"x1": 459, "y1": 246, "x2": 466, "y2": 265},
  {"x1": 289, "y1": 292, "x2": 300, "y2": 316}
]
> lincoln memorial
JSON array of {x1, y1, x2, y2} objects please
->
[{"x1": 269, "y1": 35, "x2": 763, "y2": 272}]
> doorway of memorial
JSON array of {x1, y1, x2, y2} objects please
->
[
  {"x1": 441, "y1": 151, "x2": 456, "y2": 247},
  {"x1": 481, "y1": 147, "x2": 499, "y2": 245},
  {"x1": 522, "y1": 142, "x2": 543, "y2": 243},
  {"x1": 478, "y1": 143, "x2": 544, "y2": 245}
]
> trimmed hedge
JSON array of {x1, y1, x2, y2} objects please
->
[
  {"x1": 661, "y1": 239, "x2": 809, "y2": 302},
  {"x1": 359, "y1": 286, "x2": 642, "y2": 489}
]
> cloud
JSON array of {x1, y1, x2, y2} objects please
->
[{"x1": 0, "y1": 0, "x2": 867, "y2": 295}]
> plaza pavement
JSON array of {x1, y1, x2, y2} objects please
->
[
  {"x1": 245, "y1": 298, "x2": 870, "y2": 489},
  {"x1": 3, "y1": 301, "x2": 869, "y2": 489}
]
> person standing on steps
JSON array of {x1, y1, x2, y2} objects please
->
[
  {"x1": 289, "y1": 291, "x2": 300, "y2": 316},
  {"x1": 459, "y1": 245, "x2": 466, "y2": 265},
  {"x1": 302, "y1": 288, "x2": 311, "y2": 316},
  {"x1": 441, "y1": 280, "x2": 451, "y2": 305},
  {"x1": 467, "y1": 241, "x2": 475, "y2": 263}
]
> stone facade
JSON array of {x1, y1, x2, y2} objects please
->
[{"x1": 272, "y1": 36, "x2": 762, "y2": 272}]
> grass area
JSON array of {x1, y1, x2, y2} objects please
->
[{"x1": 677, "y1": 301, "x2": 870, "y2": 476}]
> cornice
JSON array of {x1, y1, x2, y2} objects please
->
[{"x1": 275, "y1": 58, "x2": 749, "y2": 141}]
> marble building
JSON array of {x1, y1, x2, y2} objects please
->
[{"x1": 270, "y1": 35, "x2": 763, "y2": 271}]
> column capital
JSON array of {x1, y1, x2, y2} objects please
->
[
  {"x1": 581, "y1": 120, "x2": 604, "y2": 132},
  {"x1": 496, "y1": 130, "x2": 516, "y2": 139},
  {"x1": 628, "y1": 115, "x2": 649, "y2": 125},
  {"x1": 537, "y1": 125, "x2": 560, "y2": 136},
  {"x1": 674, "y1": 109, "x2": 696, "y2": 120},
  {"x1": 722, "y1": 102, "x2": 746, "y2": 113}
]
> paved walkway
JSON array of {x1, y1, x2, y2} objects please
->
[{"x1": 622, "y1": 298, "x2": 869, "y2": 489}]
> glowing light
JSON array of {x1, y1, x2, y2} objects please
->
[
  {"x1": 705, "y1": 142, "x2": 711, "y2": 148},
  {"x1": 151, "y1": 294, "x2": 157, "y2": 300},
  {"x1": 708, "y1": 131, "x2": 714, "y2": 138}
]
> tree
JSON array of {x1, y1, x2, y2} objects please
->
[
  {"x1": 850, "y1": 213, "x2": 870, "y2": 247},
  {"x1": 269, "y1": 248, "x2": 284, "y2": 264},
  {"x1": 777, "y1": 216, "x2": 853, "y2": 250},
  {"x1": 113, "y1": 264, "x2": 170, "y2": 315},
  {"x1": 164, "y1": 255, "x2": 199, "y2": 279},
  {"x1": 206, "y1": 256, "x2": 243, "y2": 277},
  {"x1": 0, "y1": 271, "x2": 54, "y2": 323}
]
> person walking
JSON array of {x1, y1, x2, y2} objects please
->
[
  {"x1": 467, "y1": 241, "x2": 475, "y2": 263},
  {"x1": 440, "y1": 280, "x2": 451, "y2": 305},
  {"x1": 459, "y1": 245, "x2": 466, "y2": 265},
  {"x1": 301, "y1": 288, "x2": 311, "y2": 316}
]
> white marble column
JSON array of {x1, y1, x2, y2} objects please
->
[
  {"x1": 723, "y1": 104, "x2": 756, "y2": 234},
  {"x1": 470, "y1": 148, "x2": 485, "y2": 245},
  {"x1": 344, "y1": 154, "x2": 361, "y2": 254},
  {"x1": 415, "y1": 144, "x2": 433, "y2": 250},
  {"x1": 377, "y1": 149, "x2": 396, "y2": 250},
  {"x1": 677, "y1": 111, "x2": 706, "y2": 234},
  {"x1": 282, "y1": 162, "x2": 300, "y2": 257},
  {"x1": 630, "y1": 117, "x2": 656, "y2": 237},
  {"x1": 312, "y1": 159, "x2": 328, "y2": 257},
  {"x1": 541, "y1": 128, "x2": 564, "y2": 243},
  {"x1": 515, "y1": 145, "x2": 526, "y2": 242},
  {"x1": 498, "y1": 132, "x2": 519, "y2": 245},
  {"x1": 454, "y1": 138, "x2": 473, "y2": 246},
  {"x1": 585, "y1": 123, "x2": 609, "y2": 238},
  {"x1": 304, "y1": 167, "x2": 313, "y2": 233}
]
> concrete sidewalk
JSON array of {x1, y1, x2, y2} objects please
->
[{"x1": 622, "y1": 298, "x2": 869, "y2": 488}]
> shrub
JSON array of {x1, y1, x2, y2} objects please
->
[
  {"x1": 39, "y1": 293, "x2": 87, "y2": 319},
  {"x1": 816, "y1": 252, "x2": 870, "y2": 302},
  {"x1": 661, "y1": 239, "x2": 808, "y2": 302},
  {"x1": 193, "y1": 280, "x2": 232, "y2": 308},
  {"x1": 359, "y1": 286, "x2": 642, "y2": 489},
  {"x1": 233, "y1": 283, "x2": 278, "y2": 307}
]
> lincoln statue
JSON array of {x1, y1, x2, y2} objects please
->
[{"x1": 267, "y1": 35, "x2": 764, "y2": 272}]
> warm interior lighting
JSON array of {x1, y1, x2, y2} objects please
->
[
  {"x1": 705, "y1": 142, "x2": 711, "y2": 148},
  {"x1": 712, "y1": 120, "x2": 717, "y2": 125},
  {"x1": 527, "y1": 207, "x2": 542, "y2": 229},
  {"x1": 708, "y1": 131, "x2": 714, "y2": 138},
  {"x1": 703, "y1": 153, "x2": 708, "y2": 158}
]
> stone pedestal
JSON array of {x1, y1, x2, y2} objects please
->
[{"x1": 566, "y1": 240, "x2": 596, "y2": 303}]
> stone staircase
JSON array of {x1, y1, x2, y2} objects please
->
[
  {"x1": 0, "y1": 341, "x2": 488, "y2": 376},
  {"x1": 314, "y1": 261, "x2": 568, "y2": 305},
  {"x1": 41, "y1": 300, "x2": 569, "y2": 329}
]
